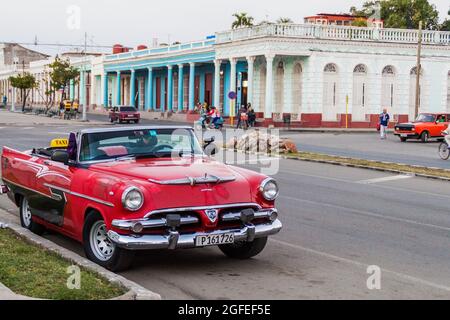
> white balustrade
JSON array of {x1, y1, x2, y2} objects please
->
[{"x1": 215, "y1": 23, "x2": 450, "y2": 46}]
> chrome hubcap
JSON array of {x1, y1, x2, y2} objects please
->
[
  {"x1": 90, "y1": 221, "x2": 115, "y2": 261},
  {"x1": 22, "y1": 199, "x2": 32, "y2": 227}
]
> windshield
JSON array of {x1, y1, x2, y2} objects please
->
[
  {"x1": 415, "y1": 114, "x2": 435, "y2": 122},
  {"x1": 79, "y1": 128, "x2": 204, "y2": 162},
  {"x1": 120, "y1": 106, "x2": 137, "y2": 112}
]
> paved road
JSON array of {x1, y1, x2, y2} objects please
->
[
  {"x1": 0, "y1": 123, "x2": 449, "y2": 299},
  {"x1": 282, "y1": 131, "x2": 450, "y2": 170}
]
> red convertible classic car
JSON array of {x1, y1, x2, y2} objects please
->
[{"x1": 0, "y1": 127, "x2": 282, "y2": 271}]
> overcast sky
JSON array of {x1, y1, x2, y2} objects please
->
[{"x1": 1, "y1": 0, "x2": 449, "y2": 55}]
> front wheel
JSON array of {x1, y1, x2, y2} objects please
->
[
  {"x1": 438, "y1": 142, "x2": 450, "y2": 160},
  {"x1": 400, "y1": 137, "x2": 408, "y2": 142},
  {"x1": 83, "y1": 212, "x2": 134, "y2": 272},
  {"x1": 421, "y1": 131, "x2": 430, "y2": 143},
  {"x1": 19, "y1": 197, "x2": 45, "y2": 235},
  {"x1": 219, "y1": 237, "x2": 268, "y2": 260}
]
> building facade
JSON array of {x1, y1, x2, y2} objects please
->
[{"x1": 1, "y1": 24, "x2": 450, "y2": 128}]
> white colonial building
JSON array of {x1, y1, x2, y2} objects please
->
[{"x1": 1, "y1": 24, "x2": 450, "y2": 127}]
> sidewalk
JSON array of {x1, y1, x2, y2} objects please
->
[
  {"x1": 0, "y1": 109, "x2": 104, "y2": 126},
  {"x1": 87, "y1": 107, "x2": 384, "y2": 133}
]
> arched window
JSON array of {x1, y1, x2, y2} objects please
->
[
  {"x1": 258, "y1": 65, "x2": 266, "y2": 113},
  {"x1": 381, "y1": 66, "x2": 396, "y2": 111},
  {"x1": 274, "y1": 61, "x2": 284, "y2": 114},
  {"x1": 292, "y1": 62, "x2": 303, "y2": 116},
  {"x1": 409, "y1": 66, "x2": 424, "y2": 120},
  {"x1": 352, "y1": 64, "x2": 368, "y2": 121},
  {"x1": 323, "y1": 63, "x2": 339, "y2": 121}
]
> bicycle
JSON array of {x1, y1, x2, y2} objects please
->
[{"x1": 438, "y1": 132, "x2": 450, "y2": 160}]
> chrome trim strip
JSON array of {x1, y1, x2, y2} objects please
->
[
  {"x1": 222, "y1": 209, "x2": 277, "y2": 222},
  {"x1": 2, "y1": 178, "x2": 55, "y2": 200},
  {"x1": 112, "y1": 216, "x2": 199, "y2": 230},
  {"x1": 148, "y1": 175, "x2": 236, "y2": 186},
  {"x1": 108, "y1": 219, "x2": 283, "y2": 250},
  {"x1": 43, "y1": 183, "x2": 115, "y2": 207},
  {"x1": 144, "y1": 203, "x2": 262, "y2": 219}
]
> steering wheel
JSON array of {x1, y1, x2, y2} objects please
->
[{"x1": 151, "y1": 144, "x2": 174, "y2": 153}]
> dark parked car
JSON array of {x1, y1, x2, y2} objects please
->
[{"x1": 109, "y1": 106, "x2": 141, "y2": 124}]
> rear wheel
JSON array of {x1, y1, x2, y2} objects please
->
[
  {"x1": 134, "y1": 120, "x2": 140, "y2": 124},
  {"x1": 19, "y1": 197, "x2": 45, "y2": 235},
  {"x1": 83, "y1": 212, "x2": 134, "y2": 272},
  {"x1": 219, "y1": 237, "x2": 268, "y2": 260},
  {"x1": 421, "y1": 131, "x2": 430, "y2": 143},
  {"x1": 400, "y1": 137, "x2": 408, "y2": 142},
  {"x1": 438, "y1": 142, "x2": 450, "y2": 160}
]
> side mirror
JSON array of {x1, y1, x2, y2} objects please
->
[{"x1": 51, "y1": 150, "x2": 69, "y2": 165}]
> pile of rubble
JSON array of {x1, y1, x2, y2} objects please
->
[{"x1": 227, "y1": 130, "x2": 298, "y2": 154}]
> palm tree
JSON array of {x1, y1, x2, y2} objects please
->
[
  {"x1": 277, "y1": 17, "x2": 293, "y2": 24},
  {"x1": 231, "y1": 13, "x2": 255, "y2": 29}
]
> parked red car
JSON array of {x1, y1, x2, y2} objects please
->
[
  {"x1": 0, "y1": 127, "x2": 282, "y2": 271},
  {"x1": 394, "y1": 113, "x2": 450, "y2": 142},
  {"x1": 109, "y1": 106, "x2": 140, "y2": 124}
]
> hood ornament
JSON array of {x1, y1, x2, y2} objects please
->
[{"x1": 149, "y1": 174, "x2": 236, "y2": 186}]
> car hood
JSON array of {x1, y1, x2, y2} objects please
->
[{"x1": 88, "y1": 157, "x2": 255, "y2": 208}]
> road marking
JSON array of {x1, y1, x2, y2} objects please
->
[
  {"x1": 227, "y1": 158, "x2": 279, "y2": 165},
  {"x1": 21, "y1": 127, "x2": 35, "y2": 130},
  {"x1": 280, "y1": 195, "x2": 450, "y2": 232},
  {"x1": 357, "y1": 174, "x2": 415, "y2": 185},
  {"x1": 271, "y1": 239, "x2": 450, "y2": 293}
]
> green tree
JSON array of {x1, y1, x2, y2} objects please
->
[
  {"x1": 440, "y1": 9, "x2": 450, "y2": 31},
  {"x1": 46, "y1": 57, "x2": 79, "y2": 111},
  {"x1": 352, "y1": 17, "x2": 369, "y2": 27},
  {"x1": 351, "y1": 0, "x2": 440, "y2": 30},
  {"x1": 9, "y1": 73, "x2": 37, "y2": 112},
  {"x1": 277, "y1": 17, "x2": 293, "y2": 24},
  {"x1": 231, "y1": 13, "x2": 254, "y2": 29}
]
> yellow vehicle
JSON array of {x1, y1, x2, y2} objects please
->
[{"x1": 64, "y1": 100, "x2": 79, "y2": 111}]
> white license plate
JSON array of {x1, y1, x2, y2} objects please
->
[
  {"x1": 195, "y1": 233, "x2": 235, "y2": 247},
  {"x1": 401, "y1": 134, "x2": 408, "y2": 137},
  {"x1": 128, "y1": 115, "x2": 134, "y2": 117}
]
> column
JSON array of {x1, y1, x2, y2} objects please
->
[
  {"x1": 146, "y1": 67, "x2": 153, "y2": 110},
  {"x1": 103, "y1": 73, "x2": 109, "y2": 107},
  {"x1": 167, "y1": 65, "x2": 173, "y2": 111},
  {"x1": 130, "y1": 69, "x2": 136, "y2": 107},
  {"x1": 79, "y1": 70, "x2": 86, "y2": 106},
  {"x1": 214, "y1": 60, "x2": 222, "y2": 108},
  {"x1": 69, "y1": 79, "x2": 75, "y2": 100},
  {"x1": 189, "y1": 62, "x2": 195, "y2": 111},
  {"x1": 116, "y1": 71, "x2": 121, "y2": 106},
  {"x1": 246, "y1": 56, "x2": 255, "y2": 105},
  {"x1": 178, "y1": 64, "x2": 184, "y2": 110},
  {"x1": 161, "y1": 76, "x2": 166, "y2": 112},
  {"x1": 265, "y1": 54, "x2": 275, "y2": 119},
  {"x1": 229, "y1": 58, "x2": 237, "y2": 115}
]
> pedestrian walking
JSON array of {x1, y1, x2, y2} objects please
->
[
  {"x1": 236, "y1": 105, "x2": 248, "y2": 129},
  {"x1": 379, "y1": 108, "x2": 390, "y2": 140},
  {"x1": 2, "y1": 95, "x2": 7, "y2": 108},
  {"x1": 59, "y1": 101, "x2": 65, "y2": 119}
]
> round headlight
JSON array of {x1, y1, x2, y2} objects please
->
[
  {"x1": 260, "y1": 178, "x2": 279, "y2": 201},
  {"x1": 122, "y1": 187, "x2": 144, "y2": 211}
]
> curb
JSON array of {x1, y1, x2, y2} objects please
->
[
  {"x1": 0, "y1": 210, "x2": 161, "y2": 301},
  {"x1": 225, "y1": 148, "x2": 450, "y2": 182}
]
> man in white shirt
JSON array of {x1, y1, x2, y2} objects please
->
[{"x1": 443, "y1": 124, "x2": 450, "y2": 147}]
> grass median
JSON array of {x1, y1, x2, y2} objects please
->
[
  {"x1": 284, "y1": 151, "x2": 450, "y2": 179},
  {"x1": 0, "y1": 228, "x2": 126, "y2": 300}
]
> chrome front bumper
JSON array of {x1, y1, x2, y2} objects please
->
[{"x1": 107, "y1": 219, "x2": 282, "y2": 251}]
